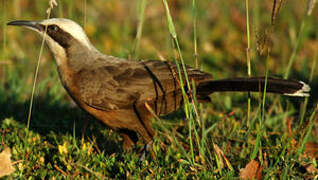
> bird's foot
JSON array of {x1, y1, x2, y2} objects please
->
[{"x1": 138, "y1": 141, "x2": 153, "y2": 166}]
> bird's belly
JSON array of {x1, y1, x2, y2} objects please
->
[{"x1": 76, "y1": 101, "x2": 140, "y2": 130}]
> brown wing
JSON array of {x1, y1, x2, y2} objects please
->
[
  {"x1": 75, "y1": 59, "x2": 212, "y2": 115},
  {"x1": 138, "y1": 60, "x2": 212, "y2": 115}
]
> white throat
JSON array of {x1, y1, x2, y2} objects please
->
[{"x1": 44, "y1": 35, "x2": 67, "y2": 67}]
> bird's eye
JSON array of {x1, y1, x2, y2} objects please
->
[{"x1": 49, "y1": 25, "x2": 59, "y2": 32}]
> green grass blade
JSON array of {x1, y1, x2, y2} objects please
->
[
  {"x1": 300, "y1": 51, "x2": 317, "y2": 125},
  {"x1": 245, "y1": 0, "x2": 252, "y2": 127},
  {"x1": 132, "y1": 0, "x2": 147, "y2": 59},
  {"x1": 296, "y1": 104, "x2": 317, "y2": 159},
  {"x1": 284, "y1": 12, "x2": 313, "y2": 79},
  {"x1": 192, "y1": 0, "x2": 198, "y2": 68},
  {"x1": 1, "y1": 0, "x2": 7, "y2": 85}
]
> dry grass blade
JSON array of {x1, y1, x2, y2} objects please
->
[
  {"x1": 213, "y1": 143, "x2": 224, "y2": 169},
  {"x1": 27, "y1": 0, "x2": 58, "y2": 129},
  {"x1": 74, "y1": 163, "x2": 106, "y2": 179},
  {"x1": 307, "y1": 0, "x2": 317, "y2": 16},
  {"x1": 271, "y1": 0, "x2": 285, "y2": 26},
  {"x1": 54, "y1": 164, "x2": 68, "y2": 176},
  {"x1": 213, "y1": 143, "x2": 233, "y2": 171}
]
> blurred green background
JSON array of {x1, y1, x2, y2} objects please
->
[{"x1": 0, "y1": 0, "x2": 317, "y2": 178}]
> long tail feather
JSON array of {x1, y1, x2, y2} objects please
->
[{"x1": 197, "y1": 77, "x2": 310, "y2": 97}]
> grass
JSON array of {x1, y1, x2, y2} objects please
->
[
  {"x1": 0, "y1": 0, "x2": 317, "y2": 179},
  {"x1": 131, "y1": 0, "x2": 147, "y2": 59},
  {"x1": 245, "y1": 0, "x2": 252, "y2": 128}
]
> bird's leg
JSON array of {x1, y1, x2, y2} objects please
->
[
  {"x1": 81, "y1": 116, "x2": 90, "y2": 139},
  {"x1": 138, "y1": 117, "x2": 156, "y2": 164},
  {"x1": 133, "y1": 104, "x2": 156, "y2": 165},
  {"x1": 134, "y1": 119, "x2": 155, "y2": 165},
  {"x1": 138, "y1": 140, "x2": 153, "y2": 165}
]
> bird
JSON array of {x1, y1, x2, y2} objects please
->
[{"x1": 7, "y1": 18, "x2": 310, "y2": 159}]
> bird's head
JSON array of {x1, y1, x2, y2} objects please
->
[
  {"x1": 7, "y1": 18, "x2": 96, "y2": 66},
  {"x1": 8, "y1": 18, "x2": 93, "y2": 49}
]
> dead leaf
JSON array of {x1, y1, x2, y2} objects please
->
[
  {"x1": 305, "y1": 142, "x2": 318, "y2": 159},
  {"x1": 305, "y1": 164, "x2": 318, "y2": 174},
  {"x1": 240, "y1": 159, "x2": 262, "y2": 180},
  {"x1": 292, "y1": 141, "x2": 318, "y2": 174},
  {"x1": 301, "y1": 142, "x2": 318, "y2": 174},
  {"x1": 0, "y1": 147, "x2": 15, "y2": 178}
]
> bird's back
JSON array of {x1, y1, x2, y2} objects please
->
[{"x1": 73, "y1": 58, "x2": 212, "y2": 116}]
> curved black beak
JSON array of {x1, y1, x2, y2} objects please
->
[{"x1": 7, "y1": 20, "x2": 43, "y2": 32}]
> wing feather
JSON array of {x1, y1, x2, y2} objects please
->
[{"x1": 75, "y1": 59, "x2": 212, "y2": 114}]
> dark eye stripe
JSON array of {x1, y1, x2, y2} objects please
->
[{"x1": 46, "y1": 25, "x2": 73, "y2": 48}]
